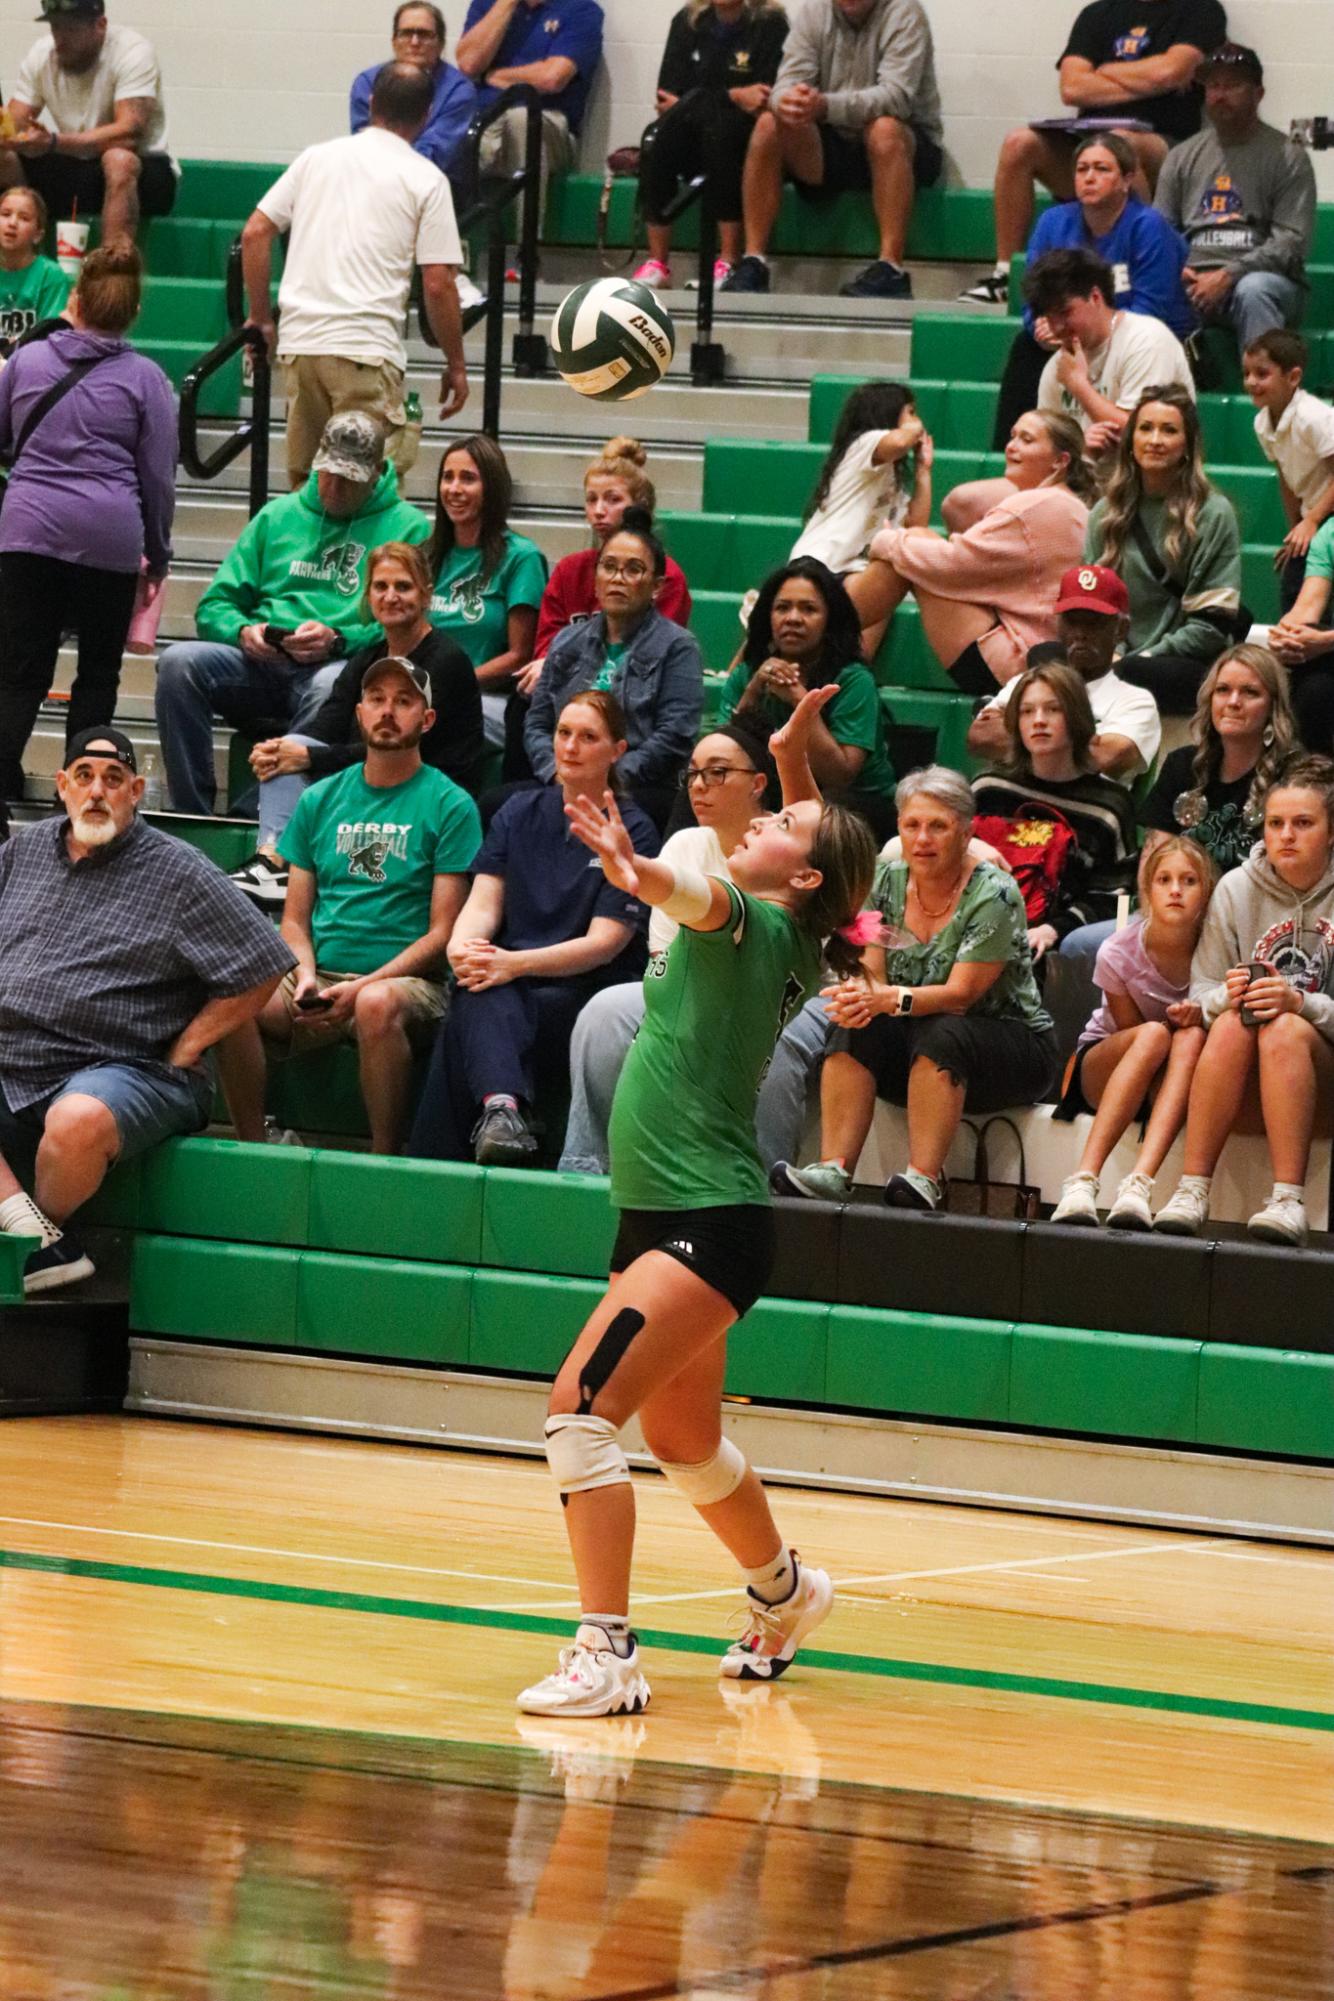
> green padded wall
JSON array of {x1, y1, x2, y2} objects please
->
[
  {"x1": 307, "y1": 1153, "x2": 484, "y2": 1267},
  {"x1": 469, "y1": 1270, "x2": 602, "y2": 1375},
  {"x1": 480, "y1": 1169, "x2": 616, "y2": 1280},
  {"x1": 827, "y1": 1307, "x2": 1012, "y2": 1422},
  {"x1": 297, "y1": 1254, "x2": 471, "y2": 1364},
  {"x1": 1009, "y1": 1324, "x2": 1201, "y2": 1442},
  {"x1": 1196, "y1": 1344, "x2": 1334, "y2": 1460},
  {"x1": 131, "y1": 1236, "x2": 299, "y2": 1348},
  {"x1": 725, "y1": 1300, "x2": 828, "y2": 1404},
  {"x1": 139, "y1": 1138, "x2": 313, "y2": 1247}
]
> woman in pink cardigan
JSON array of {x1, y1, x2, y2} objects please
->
[{"x1": 847, "y1": 410, "x2": 1096, "y2": 694}]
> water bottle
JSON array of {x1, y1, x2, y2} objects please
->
[
  {"x1": 405, "y1": 389, "x2": 422, "y2": 426},
  {"x1": 141, "y1": 752, "x2": 164, "y2": 813}
]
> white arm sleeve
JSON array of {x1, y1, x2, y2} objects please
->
[{"x1": 659, "y1": 864, "x2": 714, "y2": 924}]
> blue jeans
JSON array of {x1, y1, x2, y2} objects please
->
[
  {"x1": 0, "y1": 1060, "x2": 211, "y2": 1188},
  {"x1": 558, "y1": 981, "x2": 644, "y2": 1175},
  {"x1": 754, "y1": 995, "x2": 835, "y2": 1169},
  {"x1": 154, "y1": 641, "x2": 345, "y2": 815},
  {"x1": 1207, "y1": 269, "x2": 1305, "y2": 356},
  {"x1": 257, "y1": 732, "x2": 324, "y2": 850}
]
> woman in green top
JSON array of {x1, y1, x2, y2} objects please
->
[
  {"x1": 517, "y1": 687, "x2": 876, "y2": 1722},
  {"x1": 718, "y1": 557, "x2": 897, "y2": 840},
  {"x1": 777, "y1": 764, "x2": 1058, "y2": 1212},
  {"x1": 427, "y1": 433, "x2": 547, "y2": 749},
  {"x1": 1084, "y1": 387, "x2": 1243, "y2": 716}
]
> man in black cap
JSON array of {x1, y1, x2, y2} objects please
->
[
  {"x1": 0, "y1": 1, "x2": 176, "y2": 248},
  {"x1": 216, "y1": 658, "x2": 481, "y2": 1158},
  {"x1": 0, "y1": 729, "x2": 294, "y2": 1294},
  {"x1": 1155, "y1": 43, "x2": 1316, "y2": 355}
]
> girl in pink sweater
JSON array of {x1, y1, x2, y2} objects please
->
[{"x1": 847, "y1": 410, "x2": 1095, "y2": 693}]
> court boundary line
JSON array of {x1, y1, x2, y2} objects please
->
[{"x1": 3, "y1": 1545, "x2": 1331, "y2": 1735}]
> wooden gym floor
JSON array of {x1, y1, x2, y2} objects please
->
[{"x1": 1, "y1": 1414, "x2": 1330, "y2": 1998}]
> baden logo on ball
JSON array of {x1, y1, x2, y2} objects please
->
[{"x1": 551, "y1": 277, "x2": 676, "y2": 403}]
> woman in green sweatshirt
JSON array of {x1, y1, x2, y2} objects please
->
[{"x1": 1084, "y1": 385, "x2": 1243, "y2": 716}]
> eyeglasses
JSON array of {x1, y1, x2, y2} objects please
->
[
  {"x1": 597, "y1": 558, "x2": 650, "y2": 582},
  {"x1": 395, "y1": 26, "x2": 441, "y2": 39},
  {"x1": 680, "y1": 762, "x2": 756, "y2": 790}
]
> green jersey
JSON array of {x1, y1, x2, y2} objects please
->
[
  {"x1": 429, "y1": 529, "x2": 547, "y2": 669},
  {"x1": 0, "y1": 256, "x2": 69, "y2": 351},
  {"x1": 609, "y1": 883, "x2": 820, "y2": 1211},
  {"x1": 279, "y1": 762, "x2": 481, "y2": 974},
  {"x1": 717, "y1": 659, "x2": 896, "y2": 804}
]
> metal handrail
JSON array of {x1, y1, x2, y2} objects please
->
[
  {"x1": 413, "y1": 83, "x2": 548, "y2": 436},
  {"x1": 178, "y1": 322, "x2": 271, "y2": 519},
  {"x1": 637, "y1": 117, "x2": 725, "y2": 387}
]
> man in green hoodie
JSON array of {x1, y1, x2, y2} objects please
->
[{"x1": 155, "y1": 411, "x2": 430, "y2": 815}]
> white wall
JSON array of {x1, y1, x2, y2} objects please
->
[{"x1": 1, "y1": 0, "x2": 1332, "y2": 196}]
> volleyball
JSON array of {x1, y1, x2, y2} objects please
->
[{"x1": 550, "y1": 277, "x2": 675, "y2": 402}]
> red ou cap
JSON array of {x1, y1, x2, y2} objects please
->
[{"x1": 1053, "y1": 564, "x2": 1130, "y2": 618}]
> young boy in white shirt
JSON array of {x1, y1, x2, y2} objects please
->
[{"x1": 1245, "y1": 327, "x2": 1334, "y2": 613}]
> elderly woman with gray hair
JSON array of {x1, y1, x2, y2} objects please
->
[{"x1": 769, "y1": 765, "x2": 1058, "y2": 1210}]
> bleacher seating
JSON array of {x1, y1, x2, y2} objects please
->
[{"x1": 7, "y1": 165, "x2": 1334, "y2": 1511}]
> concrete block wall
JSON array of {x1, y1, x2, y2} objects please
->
[{"x1": 0, "y1": 0, "x2": 1331, "y2": 195}]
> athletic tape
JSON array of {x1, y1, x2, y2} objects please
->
[
  {"x1": 577, "y1": 1306, "x2": 644, "y2": 1413},
  {"x1": 658, "y1": 1437, "x2": 747, "y2": 1508},
  {"x1": 659, "y1": 863, "x2": 714, "y2": 924}
]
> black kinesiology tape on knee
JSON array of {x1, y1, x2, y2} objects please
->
[{"x1": 577, "y1": 1308, "x2": 645, "y2": 1412}]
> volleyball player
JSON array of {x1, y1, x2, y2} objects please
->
[{"x1": 517, "y1": 687, "x2": 877, "y2": 1717}]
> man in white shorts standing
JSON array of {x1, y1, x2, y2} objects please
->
[{"x1": 242, "y1": 61, "x2": 469, "y2": 488}]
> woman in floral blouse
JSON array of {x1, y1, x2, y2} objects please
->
[{"x1": 774, "y1": 765, "x2": 1058, "y2": 1211}]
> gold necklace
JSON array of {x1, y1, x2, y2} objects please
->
[{"x1": 910, "y1": 869, "x2": 964, "y2": 920}]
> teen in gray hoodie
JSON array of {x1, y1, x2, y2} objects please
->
[{"x1": 1154, "y1": 755, "x2": 1334, "y2": 1246}]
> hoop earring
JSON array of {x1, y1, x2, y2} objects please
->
[{"x1": 1263, "y1": 724, "x2": 1275, "y2": 748}]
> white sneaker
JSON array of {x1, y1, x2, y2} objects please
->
[
  {"x1": 514, "y1": 1715, "x2": 646, "y2": 1799},
  {"x1": 516, "y1": 1625, "x2": 650, "y2": 1717},
  {"x1": 1106, "y1": 1171, "x2": 1154, "y2": 1232},
  {"x1": 1248, "y1": 1190, "x2": 1308, "y2": 1247},
  {"x1": 1051, "y1": 1172, "x2": 1099, "y2": 1226},
  {"x1": 720, "y1": 1559, "x2": 833, "y2": 1682},
  {"x1": 1153, "y1": 1180, "x2": 1210, "y2": 1237}
]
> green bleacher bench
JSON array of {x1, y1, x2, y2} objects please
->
[{"x1": 105, "y1": 1142, "x2": 1334, "y2": 1458}]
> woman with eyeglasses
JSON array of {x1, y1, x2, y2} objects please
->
[
  {"x1": 716, "y1": 556, "x2": 897, "y2": 839},
  {"x1": 524, "y1": 512, "x2": 704, "y2": 829},
  {"x1": 560, "y1": 720, "x2": 776, "y2": 1175}
]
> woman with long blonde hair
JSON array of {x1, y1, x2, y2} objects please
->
[
  {"x1": 1141, "y1": 643, "x2": 1300, "y2": 871},
  {"x1": 1084, "y1": 385, "x2": 1243, "y2": 714}
]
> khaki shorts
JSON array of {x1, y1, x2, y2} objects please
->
[
  {"x1": 280, "y1": 354, "x2": 421, "y2": 487},
  {"x1": 275, "y1": 967, "x2": 446, "y2": 1048},
  {"x1": 478, "y1": 106, "x2": 574, "y2": 224}
]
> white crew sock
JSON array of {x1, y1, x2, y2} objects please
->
[
  {"x1": 579, "y1": 1613, "x2": 633, "y2": 1658},
  {"x1": 1178, "y1": 1174, "x2": 1211, "y2": 1197},
  {"x1": 1272, "y1": 1181, "x2": 1305, "y2": 1204},
  {"x1": 0, "y1": 1192, "x2": 60, "y2": 1246},
  {"x1": 744, "y1": 1546, "x2": 798, "y2": 1606}
]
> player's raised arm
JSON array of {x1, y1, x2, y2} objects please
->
[
  {"x1": 769, "y1": 683, "x2": 839, "y2": 808},
  {"x1": 565, "y1": 790, "x2": 733, "y2": 932}
]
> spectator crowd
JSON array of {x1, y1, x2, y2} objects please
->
[{"x1": 5, "y1": 0, "x2": 1334, "y2": 1302}]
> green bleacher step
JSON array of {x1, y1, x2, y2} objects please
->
[{"x1": 308, "y1": 1152, "x2": 484, "y2": 1267}]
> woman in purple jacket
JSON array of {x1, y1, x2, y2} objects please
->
[{"x1": 0, "y1": 242, "x2": 177, "y2": 804}]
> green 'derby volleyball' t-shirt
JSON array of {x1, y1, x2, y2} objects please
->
[
  {"x1": 279, "y1": 762, "x2": 481, "y2": 974},
  {"x1": 609, "y1": 883, "x2": 820, "y2": 1212}
]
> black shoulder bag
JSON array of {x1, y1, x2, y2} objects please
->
[{"x1": 0, "y1": 346, "x2": 118, "y2": 507}]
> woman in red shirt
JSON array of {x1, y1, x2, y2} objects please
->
[{"x1": 526, "y1": 437, "x2": 692, "y2": 673}]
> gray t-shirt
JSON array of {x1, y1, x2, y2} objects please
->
[{"x1": 1154, "y1": 120, "x2": 1315, "y2": 280}]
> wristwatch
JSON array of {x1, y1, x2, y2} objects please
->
[{"x1": 897, "y1": 989, "x2": 915, "y2": 1016}]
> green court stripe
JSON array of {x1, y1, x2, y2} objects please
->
[{"x1": 4, "y1": 1546, "x2": 1330, "y2": 1735}]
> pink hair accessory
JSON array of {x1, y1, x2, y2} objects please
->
[{"x1": 836, "y1": 911, "x2": 885, "y2": 947}]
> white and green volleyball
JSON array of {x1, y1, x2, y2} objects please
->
[{"x1": 550, "y1": 277, "x2": 675, "y2": 402}]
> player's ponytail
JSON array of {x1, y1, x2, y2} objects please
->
[{"x1": 801, "y1": 803, "x2": 878, "y2": 977}]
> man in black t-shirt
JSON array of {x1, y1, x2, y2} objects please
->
[{"x1": 961, "y1": 0, "x2": 1227, "y2": 304}]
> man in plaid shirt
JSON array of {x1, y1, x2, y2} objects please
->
[{"x1": 0, "y1": 729, "x2": 294, "y2": 1295}]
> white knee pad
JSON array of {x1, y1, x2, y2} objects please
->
[
  {"x1": 544, "y1": 1412, "x2": 629, "y2": 1495},
  {"x1": 658, "y1": 1437, "x2": 747, "y2": 1508}
]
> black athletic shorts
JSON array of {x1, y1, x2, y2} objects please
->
[
  {"x1": 611, "y1": 1203, "x2": 776, "y2": 1319},
  {"x1": 25, "y1": 151, "x2": 178, "y2": 220},
  {"x1": 796, "y1": 122, "x2": 944, "y2": 200},
  {"x1": 948, "y1": 635, "x2": 1003, "y2": 696}
]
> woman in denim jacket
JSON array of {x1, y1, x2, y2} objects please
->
[{"x1": 524, "y1": 513, "x2": 703, "y2": 828}]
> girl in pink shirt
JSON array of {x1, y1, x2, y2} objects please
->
[{"x1": 847, "y1": 410, "x2": 1094, "y2": 693}]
